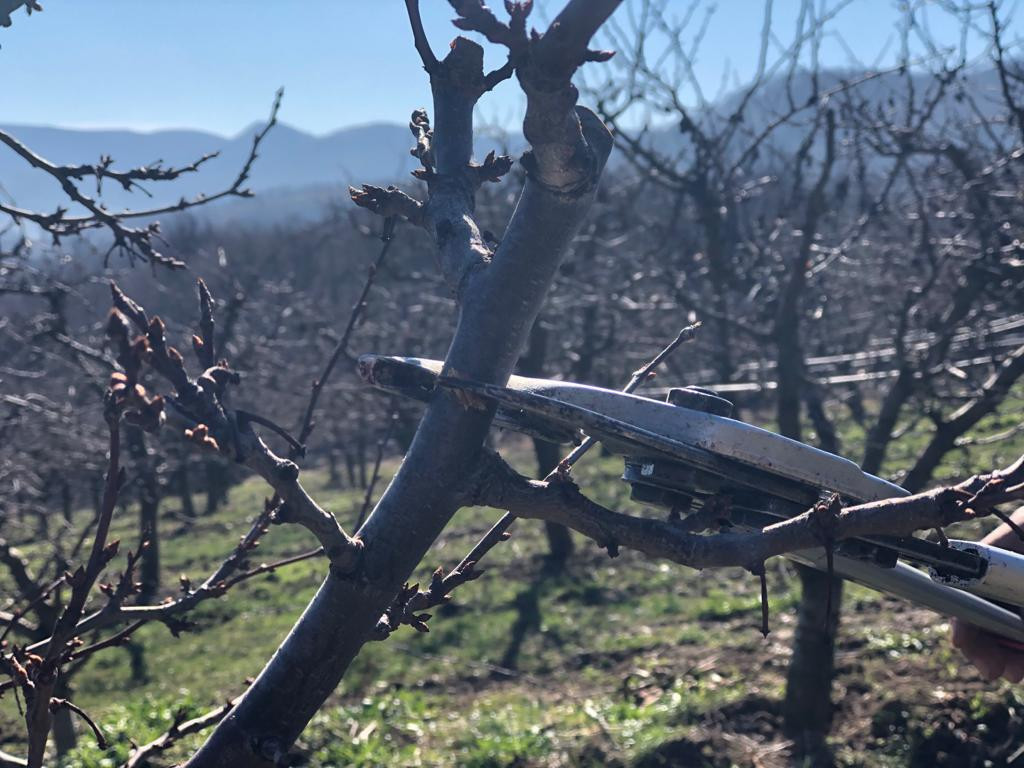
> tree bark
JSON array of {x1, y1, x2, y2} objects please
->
[
  {"x1": 902, "y1": 342, "x2": 1024, "y2": 493},
  {"x1": 126, "y1": 428, "x2": 160, "y2": 604},
  {"x1": 774, "y1": 111, "x2": 843, "y2": 750},
  {"x1": 521, "y1": 318, "x2": 574, "y2": 565},
  {"x1": 203, "y1": 460, "x2": 229, "y2": 516},
  {"x1": 535, "y1": 439, "x2": 574, "y2": 565},
  {"x1": 782, "y1": 563, "x2": 843, "y2": 758},
  {"x1": 51, "y1": 679, "x2": 77, "y2": 757},
  {"x1": 185, "y1": 5, "x2": 617, "y2": 763},
  {"x1": 177, "y1": 462, "x2": 196, "y2": 521}
]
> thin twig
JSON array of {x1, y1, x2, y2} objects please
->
[
  {"x1": 220, "y1": 547, "x2": 325, "y2": 591},
  {"x1": 20, "y1": 517, "x2": 325, "y2": 665},
  {"x1": 121, "y1": 696, "x2": 239, "y2": 768},
  {"x1": 354, "y1": 409, "x2": 399, "y2": 530},
  {"x1": 404, "y1": 0, "x2": 439, "y2": 72},
  {"x1": 991, "y1": 506, "x2": 1024, "y2": 543},
  {"x1": 0, "y1": 576, "x2": 64, "y2": 647},
  {"x1": 49, "y1": 698, "x2": 107, "y2": 749},
  {"x1": 0, "y1": 90, "x2": 283, "y2": 268},
  {"x1": 236, "y1": 411, "x2": 305, "y2": 456},
  {"x1": 67, "y1": 620, "x2": 146, "y2": 664},
  {"x1": 295, "y1": 218, "x2": 397, "y2": 454},
  {"x1": 759, "y1": 567, "x2": 770, "y2": 638}
]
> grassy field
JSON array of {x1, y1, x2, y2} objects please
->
[{"x1": 2, "y1": 390, "x2": 1023, "y2": 767}]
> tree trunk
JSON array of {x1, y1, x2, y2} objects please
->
[
  {"x1": 776, "y1": 336, "x2": 843, "y2": 754},
  {"x1": 521, "y1": 319, "x2": 574, "y2": 565},
  {"x1": 185, "y1": 20, "x2": 615, "y2": 757},
  {"x1": 534, "y1": 438, "x2": 574, "y2": 565},
  {"x1": 127, "y1": 640, "x2": 149, "y2": 683},
  {"x1": 358, "y1": 438, "x2": 368, "y2": 488},
  {"x1": 51, "y1": 679, "x2": 76, "y2": 757},
  {"x1": 60, "y1": 479, "x2": 72, "y2": 525},
  {"x1": 204, "y1": 460, "x2": 229, "y2": 516},
  {"x1": 783, "y1": 564, "x2": 843, "y2": 761},
  {"x1": 138, "y1": 494, "x2": 161, "y2": 604},
  {"x1": 357, "y1": 410, "x2": 369, "y2": 488},
  {"x1": 127, "y1": 428, "x2": 161, "y2": 603},
  {"x1": 775, "y1": 112, "x2": 840, "y2": 755},
  {"x1": 345, "y1": 451, "x2": 357, "y2": 489},
  {"x1": 177, "y1": 462, "x2": 196, "y2": 521},
  {"x1": 327, "y1": 447, "x2": 342, "y2": 488}
]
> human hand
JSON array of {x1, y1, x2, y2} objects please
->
[{"x1": 950, "y1": 617, "x2": 1024, "y2": 682}]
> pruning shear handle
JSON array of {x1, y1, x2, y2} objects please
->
[{"x1": 929, "y1": 540, "x2": 1024, "y2": 615}]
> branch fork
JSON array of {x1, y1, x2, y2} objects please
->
[{"x1": 107, "y1": 281, "x2": 362, "y2": 570}]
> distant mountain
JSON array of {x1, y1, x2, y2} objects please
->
[
  {"x1": 0, "y1": 121, "x2": 420, "y2": 221},
  {"x1": 619, "y1": 65, "x2": 1010, "y2": 173},
  {"x1": 1, "y1": 65, "x2": 1012, "y2": 232}
]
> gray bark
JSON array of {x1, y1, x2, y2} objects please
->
[
  {"x1": 51, "y1": 679, "x2": 77, "y2": 757},
  {"x1": 185, "y1": 5, "x2": 617, "y2": 764},
  {"x1": 521, "y1": 319, "x2": 574, "y2": 564},
  {"x1": 782, "y1": 563, "x2": 843, "y2": 761},
  {"x1": 126, "y1": 428, "x2": 161, "y2": 603}
]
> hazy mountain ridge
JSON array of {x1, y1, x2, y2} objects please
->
[
  {"x1": 1, "y1": 66, "x2": 1011, "y2": 229},
  {"x1": 0, "y1": 118, "x2": 523, "y2": 228},
  {"x1": 0, "y1": 121, "x2": 421, "y2": 218}
]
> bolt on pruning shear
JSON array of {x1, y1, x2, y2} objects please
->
[{"x1": 361, "y1": 354, "x2": 1024, "y2": 647}]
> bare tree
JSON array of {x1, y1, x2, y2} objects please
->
[
  {"x1": 580, "y1": 0, "x2": 1024, "y2": 757},
  {"x1": 5, "y1": 3, "x2": 1024, "y2": 766}
]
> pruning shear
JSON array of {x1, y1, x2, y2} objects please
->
[{"x1": 361, "y1": 354, "x2": 1024, "y2": 646}]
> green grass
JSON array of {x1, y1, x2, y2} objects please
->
[{"x1": 2, "y1": 385, "x2": 1023, "y2": 766}]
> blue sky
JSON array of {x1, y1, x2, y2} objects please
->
[{"x1": 1, "y1": 1, "x2": 1019, "y2": 136}]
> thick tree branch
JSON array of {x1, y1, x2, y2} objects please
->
[
  {"x1": 186, "y1": 3, "x2": 621, "y2": 764},
  {"x1": 0, "y1": 0, "x2": 38, "y2": 29},
  {"x1": 374, "y1": 321, "x2": 702, "y2": 636},
  {"x1": 462, "y1": 450, "x2": 1024, "y2": 572},
  {"x1": 904, "y1": 341, "x2": 1024, "y2": 492}
]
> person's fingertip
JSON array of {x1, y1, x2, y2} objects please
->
[
  {"x1": 1004, "y1": 659, "x2": 1024, "y2": 683},
  {"x1": 974, "y1": 656, "x2": 994, "y2": 678},
  {"x1": 951, "y1": 621, "x2": 965, "y2": 648}
]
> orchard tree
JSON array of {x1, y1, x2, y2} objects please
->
[{"x1": 4, "y1": 4, "x2": 1024, "y2": 768}]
